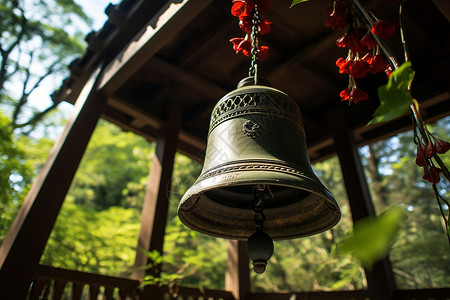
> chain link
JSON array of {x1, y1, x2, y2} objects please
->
[
  {"x1": 253, "y1": 184, "x2": 271, "y2": 232},
  {"x1": 248, "y1": 4, "x2": 260, "y2": 83}
]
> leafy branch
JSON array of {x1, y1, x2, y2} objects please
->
[{"x1": 291, "y1": 0, "x2": 450, "y2": 259}]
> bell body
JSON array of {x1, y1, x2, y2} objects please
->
[{"x1": 178, "y1": 78, "x2": 340, "y2": 240}]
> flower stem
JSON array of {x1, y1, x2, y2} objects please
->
[
  {"x1": 399, "y1": 1, "x2": 410, "y2": 63},
  {"x1": 349, "y1": 0, "x2": 398, "y2": 69}
]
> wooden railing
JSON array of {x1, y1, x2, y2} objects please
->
[
  {"x1": 248, "y1": 289, "x2": 450, "y2": 300},
  {"x1": 247, "y1": 290, "x2": 369, "y2": 300},
  {"x1": 29, "y1": 265, "x2": 140, "y2": 299},
  {"x1": 29, "y1": 265, "x2": 450, "y2": 300},
  {"x1": 29, "y1": 265, "x2": 235, "y2": 300},
  {"x1": 160, "y1": 285, "x2": 235, "y2": 300}
]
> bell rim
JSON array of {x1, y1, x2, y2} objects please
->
[{"x1": 178, "y1": 167, "x2": 340, "y2": 240}]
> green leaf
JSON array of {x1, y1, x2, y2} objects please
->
[
  {"x1": 290, "y1": 0, "x2": 310, "y2": 8},
  {"x1": 337, "y1": 207, "x2": 404, "y2": 268},
  {"x1": 368, "y1": 62, "x2": 415, "y2": 125}
]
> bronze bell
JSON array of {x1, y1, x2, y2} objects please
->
[{"x1": 178, "y1": 77, "x2": 340, "y2": 241}]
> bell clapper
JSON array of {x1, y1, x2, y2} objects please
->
[{"x1": 247, "y1": 185, "x2": 274, "y2": 274}]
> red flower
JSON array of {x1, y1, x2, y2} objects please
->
[
  {"x1": 423, "y1": 166, "x2": 442, "y2": 184},
  {"x1": 336, "y1": 57, "x2": 347, "y2": 67},
  {"x1": 230, "y1": 37, "x2": 252, "y2": 56},
  {"x1": 340, "y1": 88, "x2": 351, "y2": 102},
  {"x1": 324, "y1": 0, "x2": 348, "y2": 30},
  {"x1": 231, "y1": 1, "x2": 253, "y2": 19},
  {"x1": 360, "y1": 31, "x2": 378, "y2": 49},
  {"x1": 372, "y1": 20, "x2": 397, "y2": 39},
  {"x1": 232, "y1": 0, "x2": 273, "y2": 19},
  {"x1": 385, "y1": 65, "x2": 393, "y2": 78},
  {"x1": 424, "y1": 141, "x2": 435, "y2": 158},
  {"x1": 415, "y1": 146, "x2": 426, "y2": 167},
  {"x1": 348, "y1": 28, "x2": 368, "y2": 53},
  {"x1": 370, "y1": 54, "x2": 389, "y2": 74},
  {"x1": 239, "y1": 18, "x2": 252, "y2": 32},
  {"x1": 258, "y1": 45, "x2": 269, "y2": 61},
  {"x1": 362, "y1": 52, "x2": 373, "y2": 63},
  {"x1": 350, "y1": 87, "x2": 369, "y2": 103},
  {"x1": 349, "y1": 60, "x2": 369, "y2": 78},
  {"x1": 431, "y1": 136, "x2": 450, "y2": 154},
  {"x1": 433, "y1": 136, "x2": 450, "y2": 154},
  {"x1": 336, "y1": 34, "x2": 349, "y2": 48},
  {"x1": 259, "y1": 18, "x2": 271, "y2": 34},
  {"x1": 239, "y1": 17, "x2": 271, "y2": 33},
  {"x1": 338, "y1": 59, "x2": 351, "y2": 74}
]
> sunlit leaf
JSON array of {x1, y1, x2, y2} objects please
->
[
  {"x1": 337, "y1": 207, "x2": 404, "y2": 268},
  {"x1": 290, "y1": 0, "x2": 310, "y2": 8},
  {"x1": 368, "y1": 62, "x2": 415, "y2": 125}
]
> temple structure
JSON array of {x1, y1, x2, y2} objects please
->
[{"x1": 0, "y1": 0, "x2": 449, "y2": 299}]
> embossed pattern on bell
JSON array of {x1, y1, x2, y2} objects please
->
[{"x1": 209, "y1": 87, "x2": 302, "y2": 136}]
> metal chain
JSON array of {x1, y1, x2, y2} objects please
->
[
  {"x1": 248, "y1": 4, "x2": 260, "y2": 83},
  {"x1": 253, "y1": 184, "x2": 270, "y2": 232}
]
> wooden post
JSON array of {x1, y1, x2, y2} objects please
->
[
  {"x1": 328, "y1": 109, "x2": 396, "y2": 300},
  {"x1": 0, "y1": 67, "x2": 107, "y2": 299},
  {"x1": 225, "y1": 240, "x2": 250, "y2": 300},
  {"x1": 131, "y1": 106, "x2": 181, "y2": 285}
]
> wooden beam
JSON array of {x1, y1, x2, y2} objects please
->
[
  {"x1": 104, "y1": 96, "x2": 205, "y2": 159},
  {"x1": 98, "y1": 0, "x2": 213, "y2": 96},
  {"x1": 0, "y1": 67, "x2": 107, "y2": 299},
  {"x1": 145, "y1": 57, "x2": 227, "y2": 102},
  {"x1": 328, "y1": 109, "x2": 396, "y2": 300},
  {"x1": 225, "y1": 240, "x2": 250, "y2": 300},
  {"x1": 131, "y1": 106, "x2": 181, "y2": 282},
  {"x1": 107, "y1": 97, "x2": 162, "y2": 130},
  {"x1": 266, "y1": 30, "x2": 339, "y2": 78}
]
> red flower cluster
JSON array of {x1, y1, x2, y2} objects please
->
[
  {"x1": 324, "y1": 0, "x2": 348, "y2": 30},
  {"x1": 339, "y1": 86, "x2": 368, "y2": 104},
  {"x1": 229, "y1": 0, "x2": 273, "y2": 61},
  {"x1": 372, "y1": 20, "x2": 397, "y2": 39},
  {"x1": 415, "y1": 135, "x2": 450, "y2": 183},
  {"x1": 324, "y1": 0, "x2": 398, "y2": 104}
]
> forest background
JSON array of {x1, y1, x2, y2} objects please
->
[{"x1": 0, "y1": 0, "x2": 449, "y2": 293}]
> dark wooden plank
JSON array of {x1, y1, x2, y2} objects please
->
[
  {"x1": 328, "y1": 109, "x2": 396, "y2": 300},
  {"x1": 0, "y1": 67, "x2": 107, "y2": 299},
  {"x1": 247, "y1": 290, "x2": 369, "y2": 300},
  {"x1": 104, "y1": 286, "x2": 115, "y2": 300},
  {"x1": 225, "y1": 240, "x2": 250, "y2": 300},
  {"x1": 53, "y1": 280, "x2": 68, "y2": 299},
  {"x1": 36, "y1": 265, "x2": 139, "y2": 289},
  {"x1": 89, "y1": 284, "x2": 101, "y2": 300},
  {"x1": 29, "y1": 278, "x2": 50, "y2": 300},
  {"x1": 98, "y1": 0, "x2": 213, "y2": 96},
  {"x1": 163, "y1": 285, "x2": 235, "y2": 300},
  {"x1": 131, "y1": 106, "x2": 182, "y2": 282},
  {"x1": 145, "y1": 57, "x2": 227, "y2": 102},
  {"x1": 72, "y1": 282, "x2": 84, "y2": 300},
  {"x1": 395, "y1": 288, "x2": 450, "y2": 300}
]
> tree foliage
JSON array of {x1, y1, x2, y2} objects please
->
[
  {"x1": 2, "y1": 116, "x2": 448, "y2": 291},
  {"x1": 360, "y1": 116, "x2": 450, "y2": 288},
  {"x1": 0, "y1": 0, "x2": 90, "y2": 132},
  {"x1": 67, "y1": 120, "x2": 154, "y2": 210},
  {"x1": 0, "y1": 111, "x2": 33, "y2": 243},
  {"x1": 41, "y1": 202, "x2": 141, "y2": 276},
  {"x1": 40, "y1": 120, "x2": 153, "y2": 275}
]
